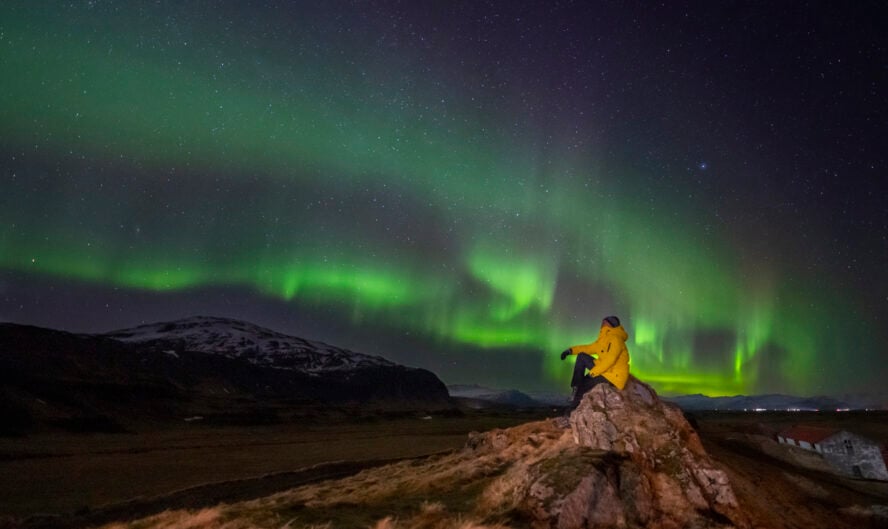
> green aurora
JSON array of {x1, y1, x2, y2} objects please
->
[{"x1": 0, "y1": 4, "x2": 879, "y2": 396}]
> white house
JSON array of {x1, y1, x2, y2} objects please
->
[{"x1": 777, "y1": 425, "x2": 888, "y2": 481}]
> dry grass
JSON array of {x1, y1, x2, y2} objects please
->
[
  {"x1": 0, "y1": 413, "x2": 550, "y2": 518},
  {"x1": 101, "y1": 508, "x2": 228, "y2": 529},
  {"x1": 99, "y1": 502, "x2": 513, "y2": 529},
  {"x1": 95, "y1": 499, "x2": 510, "y2": 529},
  {"x1": 369, "y1": 501, "x2": 512, "y2": 529},
  {"x1": 87, "y1": 419, "x2": 574, "y2": 529}
]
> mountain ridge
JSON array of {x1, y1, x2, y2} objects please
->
[
  {"x1": 664, "y1": 392, "x2": 886, "y2": 411},
  {"x1": 104, "y1": 315, "x2": 397, "y2": 373},
  {"x1": 448, "y1": 384, "x2": 567, "y2": 408},
  {"x1": 0, "y1": 317, "x2": 452, "y2": 433}
]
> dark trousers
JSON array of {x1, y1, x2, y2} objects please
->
[{"x1": 570, "y1": 353, "x2": 610, "y2": 410}]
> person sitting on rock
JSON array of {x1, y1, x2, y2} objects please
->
[{"x1": 560, "y1": 315, "x2": 630, "y2": 410}]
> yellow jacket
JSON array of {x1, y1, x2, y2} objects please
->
[{"x1": 567, "y1": 324, "x2": 630, "y2": 390}]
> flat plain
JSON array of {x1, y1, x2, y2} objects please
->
[{"x1": 0, "y1": 410, "x2": 552, "y2": 521}]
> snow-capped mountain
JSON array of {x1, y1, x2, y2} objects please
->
[
  {"x1": 105, "y1": 316, "x2": 395, "y2": 373},
  {"x1": 1, "y1": 319, "x2": 452, "y2": 432}
]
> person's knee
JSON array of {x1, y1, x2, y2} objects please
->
[{"x1": 576, "y1": 353, "x2": 595, "y2": 370}]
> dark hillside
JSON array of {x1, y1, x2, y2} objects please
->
[{"x1": 0, "y1": 322, "x2": 451, "y2": 433}]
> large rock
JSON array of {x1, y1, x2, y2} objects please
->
[
  {"x1": 469, "y1": 376, "x2": 748, "y2": 529},
  {"x1": 528, "y1": 375, "x2": 747, "y2": 528}
]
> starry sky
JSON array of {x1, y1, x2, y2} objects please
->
[{"x1": 1, "y1": 1, "x2": 886, "y2": 397}]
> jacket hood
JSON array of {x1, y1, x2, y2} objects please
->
[{"x1": 600, "y1": 324, "x2": 629, "y2": 341}]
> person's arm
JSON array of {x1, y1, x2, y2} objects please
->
[
  {"x1": 568, "y1": 341, "x2": 600, "y2": 356},
  {"x1": 588, "y1": 337, "x2": 620, "y2": 376},
  {"x1": 560, "y1": 341, "x2": 597, "y2": 360}
]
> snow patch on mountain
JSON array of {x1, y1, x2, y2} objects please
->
[{"x1": 105, "y1": 316, "x2": 395, "y2": 373}]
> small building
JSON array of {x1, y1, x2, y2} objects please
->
[
  {"x1": 776, "y1": 426, "x2": 836, "y2": 452},
  {"x1": 777, "y1": 425, "x2": 888, "y2": 481}
]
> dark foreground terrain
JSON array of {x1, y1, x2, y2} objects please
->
[
  {"x1": 1, "y1": 409, "x2": 887, "y2": 529},
  {"x1": 0, "y1": 408, "x2": 553, "y2": 527}
]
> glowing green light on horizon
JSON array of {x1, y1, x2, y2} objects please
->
[{"x1": 630, "y1": 370, "x2": 746, "y2": 397}]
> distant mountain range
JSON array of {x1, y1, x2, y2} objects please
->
[
  {"x1": 4, "y1": 316, "x2": 882, "y2": 436},
  {"x1": 448, "y1": 384, "x2": 567, "y2": 408},
  {"x1": 664, "y1": 393, "x2": 888, "y2": 411},
  {"x1": 448, "y1": 383, "x2": 888, "y2": 412},
  {"x1": 0, "y1": 316, "x2": 451, "y2": 434}
]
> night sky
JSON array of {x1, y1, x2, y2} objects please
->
[{"x1": 1, "y1": 2, "x2": 886, "y2": 396}]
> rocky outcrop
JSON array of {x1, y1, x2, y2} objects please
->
[
  {"x1": 466, "y1": 376, "x2": 748, "y2": 528},
  {"x1": 560, "y1": 376, "x2": 746, "y2": 528}
]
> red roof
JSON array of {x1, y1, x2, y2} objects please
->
[{"x1": 777, "y1": 425, "x2": 839, "y2": 444}]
